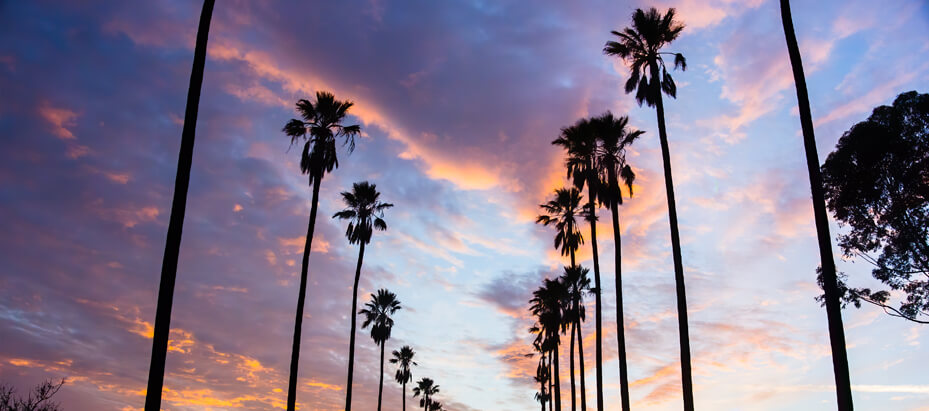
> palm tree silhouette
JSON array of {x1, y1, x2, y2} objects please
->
[
  {"x1": 604, "y1": 8, "x2": 693, "y2": 410},
  {"x1": 333, "y1": 181, "x2": 393, "y2": 411},
  {"x1": 412, "y1": 378, "x2": 440, "y2": 411},
  {"x1": 779, "y1": 1, "x2": 853, "y2": 409},
  {"x1": 592, "y1": 112, "x2": 642, "y2": 410},
  {"x1": 560, "y1": 264, "x2": 591, "y2": 411},
  {"x1": 536, "y1": 187, "x2": 587, "y2": 411},
  {"x1": 281, "y1": 91, "x2": 361, "y2": 411},
  {"x1": 360, "y1": 289, "x2": 402, "y2": 411},
  {"x1": 530, "y1": 278, "x2": 568, "y2": 411},
  {"x1": 553, "y1": 118, "x2": 605, "y2": 410},
  {"x1": 534, "y1": 351, "x2": 550, "y2": 411},
  {"x1": 390, "y1": 345, "x2": 418, "y2": 411},
  {"x1": 144, "y1": 1, "x2": 214, "y2": 409}
]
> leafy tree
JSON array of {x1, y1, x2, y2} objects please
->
[
  {"x1": 592, "y1": 112, "x2": 642, "y2": 409},
  {"x1": 333, "y1": 181, "x2": 393, "y2": 410},
  {"x1": 390, "y1": 345, "x2": 418, "y2": 411},
  {"x1": 821, "y1": 90, "x2": 929, "y2": 324},
  {"x1": 604, "y1": 8, "x2": 692, "y2": 410},
  {"x1": 282, "y1": 91, "x2": 362, "y2": 411},
  {"x1": 360, "y1": 289, "x2": 403, "y2": 411},
  {"x1": 552, "y1": 119, "x2": 605, "y2": 410},
  {"x1": 145, "y1": 1, "x2": 214, "y2": 409},
  {"x1": 0, "y1": 379, "x2": 65, "y2": 411},
  {"x1": 778, "y1": 1, "x2": 853, "y2": 408},
  {"x1": 412, "y1": 378, "x2": 439, "y2": 411}
]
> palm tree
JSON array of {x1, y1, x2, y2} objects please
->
[
  {"x1": 282, "y1": 91, "x2": 361, "y2": 411},
  {"x1": 144, "y1": 1, "x2": 215, "y2": 409},
  {"x1": 360, "y1": 289, "x2": 402, "y2": 411},
  {"x1": 592, "y1": 112, "x2": 643, "y2": 411},
  {"x1": 390, "y1": 346, "x2": 418, "y2": 411},
  {"x1": 553, "y1": 118, "x2": 605, "y2": 410},
  {"x1": 537, "y1": 187, "x2": 586, "y2": 411},
  {"x1": 333, "y1": 181, "x2": 393, "y2": 411},
  {"x1": 537, "y1": 187, "x2": 586, "y2": 267},
  {"x1": 560, "y1": 264, "x2": 591, "y2": 411},
  {"x1": 604, "y1": 8, "x2": 693, "y2": 410},
  {"x1": 530, "y1": 278, "x2": 568, "y2": 411},
  {"x1": 779, "y1": 1, "x2": 853, "y2": 409},
  {"x1": 534, "y1": 352, "x2": 550, "y2": 411},
  {"x1": 412, "y1": 378, "x2": 440, "y2": 411}
]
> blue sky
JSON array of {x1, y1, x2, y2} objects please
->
[{"x1": 1, "y1": 0, "x2": 928, "y2": 410}]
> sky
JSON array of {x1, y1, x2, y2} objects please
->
[{"x1": 1, "y1": 0, "x2": 928, "y2": 410}]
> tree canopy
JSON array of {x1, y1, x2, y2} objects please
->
[{"x1": 821, "y1": 90, "x2": 929, "y2": 323}]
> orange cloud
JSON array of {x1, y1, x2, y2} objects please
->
[{"x1": 38, "y1": 102, "x2": 78, "y2": 140}]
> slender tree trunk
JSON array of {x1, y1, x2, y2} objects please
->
[
  {"x1": 377, "y1": 342, "x2": 385, "y2": 411},
  {"x1": 779, "y1": 1, "x2": 853, "y2": 409},
  {"x1": 608, "y1": 170, "x2": 631, "y2": 411},
  {"x1": 576, "y1": 318, "x2": 587, "y2": 411},
  {"x1": 548, "y1": 360, "x2": 555, "y2": 411},
  {"x1": 553, "y1": 345, "x2": 562, "y2": 411},
  {"x1": 144, "y1": 1, "x2": 214, "y2": 409},
  {"x1": 344, "y1": 242, "x2": 366, "y2": 411},
  {"x1": 286, "y1": 174, "x2": 322, "y2": 411},
  {"x1": 569, "y1": 322, "x2": 577, "y2": 411},
  {"x1": 585, "y1": 162, "x2": 604, "y2": 411},
  {"x1": 403, "y1": 381, "x2": 407, "y2": 411},
  {"x1": 650, "y1": 62, "x2": 694, "y2": 411},
  {"x1": 540, "y1": 375, "x2": 546, "y2": 411}
]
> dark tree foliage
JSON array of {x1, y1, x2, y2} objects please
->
[
  {"x1": 0, "y1": 379, "x2": 65, "y2": 411},
  {"x1": 821, "y1": 90, "x2": 929, "y2": 323}
]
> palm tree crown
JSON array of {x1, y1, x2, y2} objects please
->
[
  {"x1": 390, "y1": 345, "x2": 417, "y2": 386},
  {"x1": 604, "y1": 7, "x2": 686, "y2": 106},
  {"x1": 560, "y1": 265, "x2": 591, "y2": 326},
  {"x1": 412, "y1": 378, "x2": 440, "y2": 410},
  {"x1": 283, "y1": 91, "x2": 361, "y2": 184},
  {"x1": 360, "y1": 289, "x2": 402, "y2": 346},
  {"x1": 333, "y1": 181, "x2": 394, "y2": 245},
  {"x1": 592, "y1": 112, "x2": 642, "y2": 208},
  {"x1": 537, "y1": 187, "x2": 586, "y2": 261},
  {"x1": 553, "y1": 118, "x2": 601, "y2": 196}
]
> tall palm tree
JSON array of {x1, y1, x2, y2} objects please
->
[
  {"x1": 560, "y1": 264, "x2": 591, "y2": 411},
  {"x1": 537, "y1": 187, "x2": 586, "y2": 411},
  {"x1": 282, "y1": 91, "x2": 361, "y2": 411},
  {"x1": 779, "y1": 1, "x2": 853, "y2": 409},
  {"x1": 145, "y1": 1, "x2": 215, "y2": 409},
  {"x1": 592, "y1": 112, "x2": 643, "y2": 411},
  {"x1": 553, "y1": 118, "x2": 605, "y2": 410},
  {"x1": 360, "y1": 289, "x2": 402, "y2": 411},
  {"x1": 333, "y1": 181, "x2": 393, "y2": 411},
  {"x1": 412, "y1": 378, "x2": 440, "y2": 411},
  {"x1": 530, "y1": 278, "x2": 568, "y2": 411},
  {"x1": 604, "y1": 8, "x2": 693, "y2": 410},
  {"x1": 390, "y1": 346, "x2": 418, "y2": 411}
]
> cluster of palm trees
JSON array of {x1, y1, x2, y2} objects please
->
[
  {"x1": 143, "y1": 1, "x2": 854, "y2": 410},
  {"x1": 527, "y1": 4, "x2": 854, "y2": 411}
]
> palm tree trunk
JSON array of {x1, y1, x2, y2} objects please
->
[
  {"x1": 569, "y1": 322, "x2": 577, "y2": 411},
  {"x1": 650, "y1": 62, "x2": 694, "y2": 411},
  {"x1": 286, "y1": 174, "x2": 323, "y2": 411},
  {"x1": 553, "y1": 345, "x2": 562, "y2": 411},
  {"x1": 779, "y1": 1, "x2": 853, "y2": 409},
  {"x1": 377, "y1": 342, "x2": 385, "y2": 411},
  {"x1": 403, "y1": 381, "x2": 407, "y2": 411},
  {"x1": 344, "y1": 242, "x2": 366, "y2": 411},
  {"x1": 607, "y1": 171, "x2": 631, "y2": 411},
  {"x1": 144, "y1": 1, "x2": 214, "y2": 409},
  {"x1": 576, "y1": 318, "x2": 587, "y2": 411},
  {"x1": 585, "y1": 162, "x2": 605, "y2": 411},
  {"x1": 549, "y1": 360, "x2": 554, "y2": 411}
]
